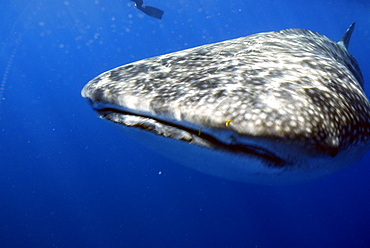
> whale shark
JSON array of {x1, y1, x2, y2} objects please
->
[{"x1": 82, "y1": 23, "x2": 370, "y2": 184}]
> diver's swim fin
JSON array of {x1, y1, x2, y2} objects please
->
[
  {"x1": 136, "y1": 5, "x2": 164, "y2": 19},
  {"x1": 131, "y1": 0, "x2": 143, "y2": 5},
  {"x1": 130, "y1": 0, "x2": 164, "y2": 20}
]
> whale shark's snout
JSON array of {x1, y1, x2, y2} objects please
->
[{"x1": 82, "y1": 23, "x2": 370, "y2": 184}]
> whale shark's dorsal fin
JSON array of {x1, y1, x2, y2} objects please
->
[{"x1": 338, "y1": 22, "x2": 355, "y2": 49}]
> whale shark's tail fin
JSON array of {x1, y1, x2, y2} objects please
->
[{"x1": 338, "y1": 22, "x2": 355, "y2": 49}]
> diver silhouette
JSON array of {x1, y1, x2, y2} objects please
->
[{"x1": 130, "y1": 0, "x2": 164, "y2": 20}]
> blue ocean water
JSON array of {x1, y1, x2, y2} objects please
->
[{"x1": 1, "y1": 0, "x2": 370, "y2": 247}]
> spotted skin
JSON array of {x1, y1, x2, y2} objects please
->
[{"x1": 82, "y1": 25, "x2": 370, "y2": 184}]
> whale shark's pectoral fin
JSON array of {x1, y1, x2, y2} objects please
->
[{"x1": 338, "y1": 22, "x2": 355, "y2": 49}]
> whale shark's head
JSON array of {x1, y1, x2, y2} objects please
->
[{"x1": 82, "y1": 23, "x2": 370, "y2": 184}]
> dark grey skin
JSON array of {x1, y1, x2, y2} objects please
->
[
  {"x1": 130, "y1": 0, "x2": 164, "y2": 19},
  {"x1": 82, "y1": 23, "x2": 370, "y2": 184}
]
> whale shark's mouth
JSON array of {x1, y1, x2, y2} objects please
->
[{"x1": 90, "y1": 101, "x2": 291, "y2": 169}]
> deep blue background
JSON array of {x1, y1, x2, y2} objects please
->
[{"x1": 1, "y1": 1, "x2": 370, "y2": 247}]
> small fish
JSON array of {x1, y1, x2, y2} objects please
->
[
  {"x1": 82, "y1": 23, "x2": 370, "y2": 184},
  {"x1": 130, "y1": 0, "x2": 164, "y2": 20}
]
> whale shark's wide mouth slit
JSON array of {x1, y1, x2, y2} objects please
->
[{"x1": 91, "y1": 101, "x2": 289, "y2": 168}]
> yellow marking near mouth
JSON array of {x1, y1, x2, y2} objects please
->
[{"x1": 198, "y1": 127, "x2": 203, "y2": 136}]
